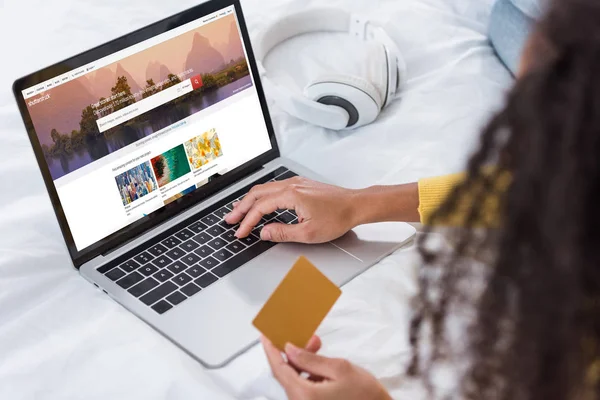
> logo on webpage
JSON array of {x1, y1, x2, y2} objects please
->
[{"x1": 27, "y1": 94, "x2": 51, "y2": 107}]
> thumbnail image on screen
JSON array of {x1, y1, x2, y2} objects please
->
[
  {"x1": 115, "y1": 161, "x2": 158, "y2": 206},
  {"x1": 151, "y1": 144, "x2": 192, "y2": 188},
  {"x1": 184, "y1": 128, "x2": 223, "y2": 169}
]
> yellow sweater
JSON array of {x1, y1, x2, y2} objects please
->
[{"x1": 417, "y1": 173, "x2": 466, "y2": 224}]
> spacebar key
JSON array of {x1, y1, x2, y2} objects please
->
[{"x1": 211, "y1": 241, "x2": 276, "y2": 278}]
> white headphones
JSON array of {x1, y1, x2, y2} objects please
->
[{"x1": 254, "y1": 8, "x2": 407, "y2": 130}]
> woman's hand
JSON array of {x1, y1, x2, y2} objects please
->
[
  {"x1": 224, "y1": 177, "x2": 420, "y2": 244},
  {"x1": 262, "y1": 336, "x2": 392, "y2": 400},
  {"x1": 225, "y1": 177, "x2": 362, "y2": 243}
]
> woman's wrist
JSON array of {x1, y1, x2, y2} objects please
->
[{"x1": 349, "y1": 183, "x2": 420, "y2": 227}]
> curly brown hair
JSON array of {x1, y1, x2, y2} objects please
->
[{"x1": 408, "y1": 1, "x2": 600, "y2": 399}]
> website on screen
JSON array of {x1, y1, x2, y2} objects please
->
[{"x1": 22, "y1": 5, "x2": 272, "y2": 251}]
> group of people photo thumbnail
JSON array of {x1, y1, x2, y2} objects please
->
[{"x1": 115, "y1": 161, "x2": 158, "y2": 206}]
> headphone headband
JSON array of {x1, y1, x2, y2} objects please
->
[{"x1": 255, "y1": 9, "x2": 406, "y2": 130}]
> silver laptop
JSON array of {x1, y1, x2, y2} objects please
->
[{"x1": 12, "y1": 0, "x2": 416, "y2": 367}]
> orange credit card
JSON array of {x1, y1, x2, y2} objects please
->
[{"x1": 252, "y1": 256, "x2": 342, "y2": 351}]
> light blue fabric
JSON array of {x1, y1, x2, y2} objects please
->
[
  {"x1": 489, "y1": 0, "x2": 539, "y2": 76},
  {"x1": 511, "y1": 0, "x2": 544, "y2": 19}
]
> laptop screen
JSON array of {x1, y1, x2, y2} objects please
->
[{"x1": 19, "y1": 4, "x2": 273, "y2": 252}]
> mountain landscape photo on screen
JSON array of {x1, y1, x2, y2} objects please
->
[{"x1": 27, "y1": 14, "x2": 252, "y2": 181}]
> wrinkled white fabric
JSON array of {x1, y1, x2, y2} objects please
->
[{"x1": 0, "y1": 0, "x2": 510, "y2": 398}]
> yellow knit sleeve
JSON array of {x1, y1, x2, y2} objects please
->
[
  {"x1": 418, "y1": 173, "x2": 466, "y2": 225},
  {"x1": 418, "y1": 170, "x2": 510, "y2": 226}
]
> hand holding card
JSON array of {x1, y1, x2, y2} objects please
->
[{"x1": 252, "y1": 256, "x2": 341, "y2": 351}]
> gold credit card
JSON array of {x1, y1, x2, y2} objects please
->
[{"x1": 252, "y1": 256, "x2": 342, "y2": 351}]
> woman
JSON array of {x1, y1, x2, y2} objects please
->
[{"x1": 226, "y1": 0, "x2": 600, "y2": 398}]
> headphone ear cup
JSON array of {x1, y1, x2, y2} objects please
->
[
  {"x1": 366, "y1": 42, "x2": 389, "y2": 108},
  {"x1": 304, "y1": 74, "x2": 383, "y2": 128}
]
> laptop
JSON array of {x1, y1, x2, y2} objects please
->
[{"x1": 12, "y1": 0, "x2": 416, "y2": 368}]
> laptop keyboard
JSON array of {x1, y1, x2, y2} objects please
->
[{"x1": 96, "y1": 167, "x2": 299, "y2": 314}]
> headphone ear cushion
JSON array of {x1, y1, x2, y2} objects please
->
[
  {"x1": 305, "y1": 74, "x2": 383, "y2": 110},
  {"x1": 366, "y1": 42, "x2": 389, "y2": 108},
  {"x1": 304, "y1": 74, "x2": 383, "y2": 128}
]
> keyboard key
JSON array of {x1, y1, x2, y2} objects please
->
[
  {"x1": 181, "y1": 253, "x2": 201, "y2": 266},
  {"x1": 259, "y1": 217, "x2": 272, "y2": 226},
  {"x1": 213, "y1": 248, "x2": 233, "y2": 262},
  {"x1": 119, "y1": 260, "x2": 140, "y2": 273},
  {"x1": 152, "y1": 255, "x2": 172, "y2": 269},
  {"x1": 186, "y1": 265, "x2": 206, "y2": 278},
  {"x1": 194, "y1": 272, "x2": 219, "y2": 288},
  {"x1": 275, "y1": 170, "x2": 297, "y2": 181},
  {"x1": 180, "y1": 239, "x2": 200, "y2": 252},
  {"x1": 181, "y1": 283, "x2": 202, "y2": 297},
  {"x1": 194, "y1": 245, "x2": 214, "y2": 259},
  {"x1": 134, "y1": 251, "x2": 154, "y2": 265},
  {"x1": 173, "y1": 272, "x2": 193, "y2": 286},
  {"x1": 167, "y1": 261, "x2": 187, "y2": 274},
  {"x1": 116, "y1": 271, "x2": 144, "y2": 289},
  {"x1": 226, "y1": 241, "x2": 246, "y2": 254},
  {"x1": 240, "y1": 234, "x2": 259, "y2": 246},
  {"x1": 200, "y1": 213, "x2": 219, "y2": 226},
  {"x1": 152, "y1": 300, "x2": 172, "y2": 314},
  {"x1": 193, "y1": 232, "x2": 213, "y2": 245},
  {"x1": 128, "y1": 277, "x2": 159, "y2": 297},
  {"x1": 251, "y1": 225, "x2": 264, "y2": 238},
  {"x1": 140, "y1": 264, "x2": 159, "y2": 276},
  {"x1": 106, "y1": 268, "x2": 126, "y2": 281},
  {"x1": 207, "y1": 225, "x2": 226, "y2": 237},
  {"x1": 140, "y1": 281, "x2": 177, "y2": 306},
  {"x1": 220, "y1": 230, "x2": 237, "y2": 243},
  {"x1": 212, "y1": 241, "x2": 276, "y2": 278},
  {"x1": 166, "y1": 247, "x2": 185, "y2": 261},
  {"x1": 219, "y1": 220, "x2": 237, "y2": 230},
  {"x1": 161, "y1": 236, "x2": 182, "y2": 248},
  {"x1": 166, "y1": 291, "x2": 187, "y2": 305},
  {"x1": 290, "y1": 218, "x2": 299, "y2": 224},
  {"x1": 188, "y1": 221, "x2": 208, "y2": 233},
  {"x1": 208, "y1": 237, "x2": 227, "y2": 250},
  {"x1": 148, "y1": 243, "x2": 168, "y2": 257},
  {"x1": 97, "y1": 263, "x2": 117, "y2": 274},
  {"x1": 263, "y1": 212, "x2": 278, "y2": 221},
  {"x1": 199, "y1": 256, "x2": 219, "y2": 270},
  {"x1": 213, "y1": 207, "x2": 230, "y2": 219},
  {"x1": 175, "y1": 229, "x2": 194, "y2": 241},
  {"x1": 153, "y1": 269, "x2": 174, "y2": 282},
  {"x1": 277, "y1": 211, "x2": 296, "y2": 224},
  {"x1": 271, "y1": 166, "x2": 288, "y2": 178}
]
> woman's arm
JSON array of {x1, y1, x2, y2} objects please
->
[{"x1": 224, "y1": 173, "x2": 466, "y2": 243}]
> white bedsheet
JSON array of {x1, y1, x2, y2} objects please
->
[{"x1": 0, "y1": 0, "x2": 512, "y2": 398}]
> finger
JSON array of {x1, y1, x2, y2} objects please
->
[
  {"x1": 285, "y1": 343, "x2": 347, "y2": 379},
  {"x1": 261, "y1": 336, "x2": 306, "y2": 390},
  {"x1": 288, "y1": 335, "x2": 323, "y2": 376},
  {"x1": 261, "y1": 222, "x2": 310, "y2": 243},
  {"x1": 225, "y1": 182, "x2": 285, "y2": 224},
  {"x1": 305, "y1": 335, "x2": 322, "y2": 354},
  {"x1": 235, "y1": 195, "x2": 294, "y2": 238}
]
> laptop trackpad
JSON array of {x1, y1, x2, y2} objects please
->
[
  {"x1": 166, "y1": 241, "x2": 364, "y2": 367},
  {"x1": 222, "y1": 241, "x2": 364, "y2": 303}
]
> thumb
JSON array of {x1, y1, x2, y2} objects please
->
[
  {"x1": 284, "y1": 343, "x2": 343, "y2": 379},
  {"x1": 260, "y1": 222, "x2": 306, "y2": 243}
]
